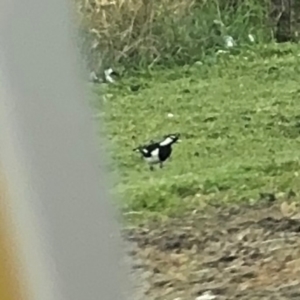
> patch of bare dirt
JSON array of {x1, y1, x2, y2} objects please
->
[{"x1": 124, "y1": 199, "x2": 300, "y2": 300}]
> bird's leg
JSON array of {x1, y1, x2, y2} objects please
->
[
  {"x1": 159, "y1": 162, "x2": 163, "y2": 169},
  {"x1": 149, "y1": 165, "x2": 154, "y2": 171}
]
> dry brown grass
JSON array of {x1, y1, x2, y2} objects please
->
[
  {"x1": 76, "y1": 0, "x2": 195, "y2": 68},
  {"x1": 74, "y1": 0, "x2": 299, "y2": 71}
]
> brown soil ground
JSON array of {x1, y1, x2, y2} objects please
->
[{"x1": 124, "y1": 198, "x2": 300, "y2": 300}]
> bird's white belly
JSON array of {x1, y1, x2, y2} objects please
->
[
  {"x1": 144, "y1": 149, "x2": 160, "y2": 164},
  {"x1": 145, "y1": 156, "x2": 160, "y2": 164}
]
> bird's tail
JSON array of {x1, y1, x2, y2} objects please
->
[{"x1": 133, "y1": 146, "x2": 141, "y2": 153}]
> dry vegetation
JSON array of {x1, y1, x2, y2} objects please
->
[
  {"x1": 75, "y1": 0, "x2": 300, "y2": 72},
  {"x1": 76, "y1": 0, "x2": 268, "y2": 71}
]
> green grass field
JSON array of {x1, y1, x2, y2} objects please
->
[{"x1": 96, "y1": 44, "x2": 300, "y2": 220}]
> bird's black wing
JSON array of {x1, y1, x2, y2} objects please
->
[{"x1": 140, "y1": 142, "x2": 160, "y2": 157}]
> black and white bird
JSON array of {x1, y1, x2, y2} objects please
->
[
  {"x1": 89, "y1": 68, "x2": 120, "y2": 84},
  {"x1": 133, "y1": 133, "x2": 181, "y2": 170}
]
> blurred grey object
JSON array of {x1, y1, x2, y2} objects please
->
[{"x1": 0, "y1": 0, "x2": 131, "y2": 299}]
